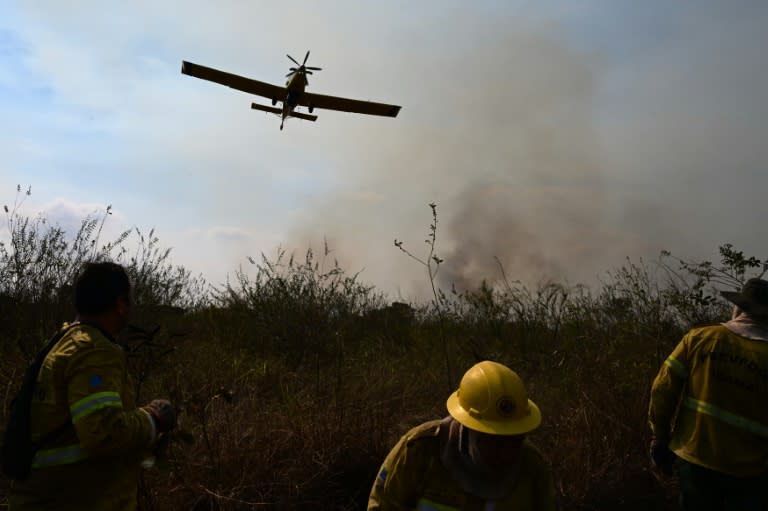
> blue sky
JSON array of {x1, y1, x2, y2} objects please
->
[{"x1": 1, "y1": 1, "x2": 766, "y2": 296}]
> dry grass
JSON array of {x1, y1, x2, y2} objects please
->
[
  {"x1": 3, "y1": 196, "x2": 764, "y2": 510},
  {"x1": 0, "y1": 286, "x2": 702, "y2": 511},
  {"x1": 118, "y1": 291, "x2": 689, "y2": 510}
]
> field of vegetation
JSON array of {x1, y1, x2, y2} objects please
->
[{"x1": 1, "y1": 189, "x2": 764, "y2": 510}]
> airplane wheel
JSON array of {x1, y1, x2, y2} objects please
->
[
  {"x1": 309, "y1": 106, "x2": 314, "y2": 113},
  {"x1": 280, "y1": 125, "x2": 283, "y2": 131},
  {"x1": 272, "y1": 98, "x2": 277, "y2": 106}
]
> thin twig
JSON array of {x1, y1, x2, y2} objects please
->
[
  {"x1": 200, "y1": 486, "x2": 272, "y2": 507},
  {"x1": 580, "y1": 392, "x2": 636, "y2": 434},
  {"x1": 3, "y1": 367, "x2": 16, "y2": 416}
]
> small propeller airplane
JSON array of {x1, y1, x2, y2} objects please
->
[{"x1": 181, "y1": 51, "x2": 401, "y2": 130}]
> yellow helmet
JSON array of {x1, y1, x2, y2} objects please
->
[{"x1": 446, "y1": 361, "x2": 541, "y2": 435}]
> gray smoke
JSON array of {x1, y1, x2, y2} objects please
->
[
  {"x1": 287, "y1": 6, "x2": 768, "y2": 298},
  {"x1": 289, "y1": 21, "x2": 621, "y2": 295}
]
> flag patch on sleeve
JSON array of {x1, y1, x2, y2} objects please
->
[{"x1": 89, "y1": 374, "x2": 105, "y2": 390}]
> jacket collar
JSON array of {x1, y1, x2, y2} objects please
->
[
  {"x1": 722, "y1": 312, "x2": 768, "y2": 342},
  {"x1": 438, "y1": 416, "x2": 521, "y2": 500}
]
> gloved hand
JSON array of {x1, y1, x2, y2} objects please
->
[
  {"x1": 649, "y1": 437, "x2": 675, "y2": 476},
  {"x1": 143, "y1": 399, "x2": 177, "y2": 434}
]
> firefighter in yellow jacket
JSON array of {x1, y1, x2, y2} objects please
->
[
  {"x1": 649, "y1": 278, "x2": 768, "y2": 510},
  {"x1": 9, "y1": 262, "x2": 177, "y2": 511},
  {"x1": 369, "y1": 361, "x2": 556, "y2": 510}
]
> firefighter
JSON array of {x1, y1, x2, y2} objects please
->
[
  {"x1": 649, "y1": 277, "x2": 768, "y2": 510},
  {"x1": 368, "y1": 360, "x2": 556, "y2": 510},
  {"x1": 8, "y1": 262, "x2": 177, "y2": 511}
]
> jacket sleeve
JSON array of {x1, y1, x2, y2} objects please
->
[
  {"x1": 648, "y1": 334, "x2": 690, "y2": 444},
  {"x1": 368, "y1": 434, "x2": 430, "y2": 511},
  {"x1": 522, "y1": 441, "x2": 557, "y2": 511},
  {"x1": 65, "y1": 345, "x2": 154, "y2": 457},
  {"x1": 534, "y1": 461, "x2": 557, "y2": 511}
]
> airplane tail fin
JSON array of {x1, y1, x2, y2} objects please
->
[{"x1": 250, "y1": 103, "x2": 283, "y2": 115}]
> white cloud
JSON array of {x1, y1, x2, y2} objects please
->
[{"x1": 40, "y1": 198, "x2": 123, "y2": 238}]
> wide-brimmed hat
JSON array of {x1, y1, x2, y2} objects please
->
[
  {"x1": 446, "y1": 361, "x2": 541, "y2": 435},
  {"x1": 720, "y1": 278, "x2": 768, "y2": 316}
]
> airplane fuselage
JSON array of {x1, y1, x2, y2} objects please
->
[
  {"x1": 282, "y1": 73, "x2": 307, "y2": 118},
  {"x1": 273, "y1": 73, "x2": 310, "y2": 130}
]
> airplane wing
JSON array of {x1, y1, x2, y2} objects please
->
[
  {"x1": 297, "y1": 91, "x2": 401, "y2": 117},
  {"x1": 181, "y1": 61, "x2": 286, "y2": 100}
]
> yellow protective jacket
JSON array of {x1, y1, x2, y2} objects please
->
[
  {"x1": 649, "y1": 325, "x2": 768, "y2": 477},
  {"x1": 368, "y1": 419, "x2": 556, "y2": 511},
  {"x1": 9, "y1": 323, "x2": 155, "y2": 511}
]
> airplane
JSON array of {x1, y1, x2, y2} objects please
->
[{"x1": 181, "y1": 51, "x2": 401, "y2": 130}]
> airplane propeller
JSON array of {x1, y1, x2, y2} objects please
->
[{"x1": 286, "y1": 51, "x2": 322, "y2": 84}]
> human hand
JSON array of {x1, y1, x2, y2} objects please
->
[
  {"x1": 649, "y1": 437, "x2": 675, "y2": 476},
  {"x1": 143, "y1": 399, "x2": 177, "y2": 434}
]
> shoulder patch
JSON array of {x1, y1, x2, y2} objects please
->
[
  {"x1": 68, "y1": 327, "x2": 96, "y2": 345},
  {"x1": 88, "y1": 374, "x2": 105, "y2": 391}
]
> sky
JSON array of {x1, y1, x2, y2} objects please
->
[{"x1": 1, "y1": 1, "x2": 766, "y2": 298}]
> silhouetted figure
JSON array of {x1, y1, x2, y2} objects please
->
[
  {"x1": 368, "y1": 361, "x2": 555, "y2": 510},
  {"x1": 649, "y1": 278, "x2": 768, "y2": 510},
  {"x1": 8, "y1": 262, "x2": 177, "y2": 511}
]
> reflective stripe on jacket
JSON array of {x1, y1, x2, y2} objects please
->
[
  {"x1": 9, "y1": 323, "x2": 154, "y2": 511},
  {"x1": 368, "y1": 420, "x2": 556, "y2": 511},
  {"x1": 649, "y1": 325, "x2": 768, "y2": 476}
]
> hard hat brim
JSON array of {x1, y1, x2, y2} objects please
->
[{"x1": 446, "y1": 391, "x2": 542, "y2": 435}]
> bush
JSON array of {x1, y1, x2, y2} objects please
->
[{"x1": 0, "y1": 186, "x2": 207, "y2": 358}]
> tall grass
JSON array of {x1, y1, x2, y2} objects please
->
[
  {"x1": 0, "y1": 187, "x2": 207, "y2": 357},
  {"x1": 2, "y1": 192, "x2": 762, "y2": 510}
]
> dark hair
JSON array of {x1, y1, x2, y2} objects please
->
[{"x1": 74, "y1": 262, "x2": 131, "y2": 315}]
